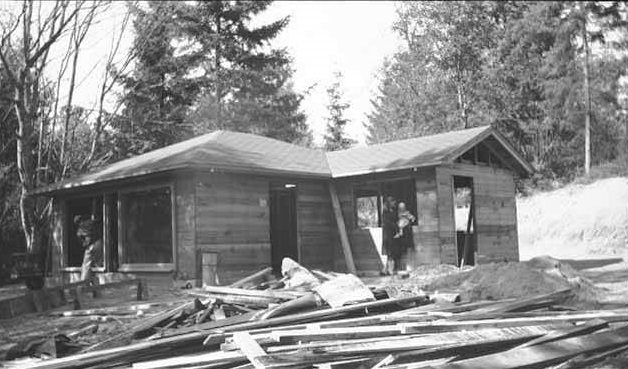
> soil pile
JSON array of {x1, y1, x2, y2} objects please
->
[{"x1": 425, "y1": 257, "x2": 603, "y2": 307}]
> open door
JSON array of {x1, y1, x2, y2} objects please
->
[
  {"x1": 269, "y1": 185, "x2": 298, "y2": 274},
  {"x1": 453, "y1": 176, "x2": 476, "y2": 266}
]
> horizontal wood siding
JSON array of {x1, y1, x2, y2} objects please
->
[
  {"x1": 296, "y1": 181, "x2": 337, "y2": 270},
  {"x1": 437, "y1": 163, "x2": 520, "y2": 264},
  {"x1": 435, "y1": 167, "x2": 457, "y2": 264},
  {"x1": 414, "y1": 168, "x2": 441, "y2": 265},
  {"x1": 195, "y1": 172, "x2": 271, "y2": 284},
  {"x1": 175, "y1": 177, "x2": 196, "y2": 280}
]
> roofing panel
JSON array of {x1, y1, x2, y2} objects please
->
[
  {"x1": 35, "y1": 131, "x2": 330, "y2": 194},
  {"x1": 327, "y1": 126, "x2": 492, "y2": 177},
  {"x1": 34, "y1": 125, "x2": 532, "y2": 195}
]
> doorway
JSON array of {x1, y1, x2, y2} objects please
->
[
  {"x1": 269, "y1": 185, "x2": 298, "y2": 274},
  {"x1": 453, "y1": 176, "x2": 476, "y2": 266}
]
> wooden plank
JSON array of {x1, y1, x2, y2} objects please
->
[
  {"x1": 433, "y1": 325, "x2": 628, "y2": 369},
  {"x1": 400, "y1": 312, "x2": 628, "y2": 334},
  {"x1": 515, "y1": 318, "x2": 609, "y2": 348},
  {"x1": 232, "y1": 332, "x2": 268, "y2": 369},
  {"x1": 328, "y1": 182, "x2": 357, "y2": 274}
]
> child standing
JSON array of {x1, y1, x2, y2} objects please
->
[{"x1": 394, "y1": 202, "x2": 415, "y2": 238}]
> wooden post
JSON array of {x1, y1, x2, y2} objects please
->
[
  {"x1": 460, "y1": 200, "x2": 474, "y2": 268},
  {"x1": 328, "y1": 182, "x2": 357, "y2": 275}
]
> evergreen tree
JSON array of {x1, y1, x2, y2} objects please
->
[
  {"x1": 323, "y1": 72, "x2": 356, "y2": 151},
  {"x1": 115, "y1": 2, "x2": 200, "y2": 158},
  {"x1": 177, "y1": 1, "x2": 310, "y2": 143},
  {"x1": 368, "y1": 1, "x2": 627, "y2": 179}
]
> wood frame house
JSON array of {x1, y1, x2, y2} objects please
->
[{"x1": 34, "y1": 126, "x2": 533, "y2": 284}]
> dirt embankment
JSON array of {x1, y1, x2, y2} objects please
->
[{"x1": 517, "y1": 177, "x2": 628, "y2": 260}]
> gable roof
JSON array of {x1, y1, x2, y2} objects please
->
[
  {"x1": 327, "y1": 126, "x2": 534, "y2": 177},
  {"x1": 33, "y1": 126, "x2": 533, "y2": 195}
]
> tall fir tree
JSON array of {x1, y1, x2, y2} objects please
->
[
  {"x1": 323, "y1": 72, "x2": 356, "y2": 151},
  {"x1": 368, "y1": 1, "x2": 627, "y2": 179},
  {"x1": 177, "y1": 1, "x2": 310, "y2": 143},
  {"x1": 115, "y1": 2, "x2": 200, "y2": 158}
]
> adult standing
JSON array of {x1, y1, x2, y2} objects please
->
[
  {"x1": 381, "y1": 196, "x2": 397, "y2": 275},
  {"x1": 393, "y1": 201, "x2": 415, "y2": 272},
  {"x1": 75, "y1": 217, "x2": 103, "y2": 282}
]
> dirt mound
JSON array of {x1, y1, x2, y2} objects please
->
[
  {"x1": 518, "y1": 177, "x2": 628, "y2": 260},
  {"x1": 425, "y1": 259, "x2": 603, "y2": 307}
]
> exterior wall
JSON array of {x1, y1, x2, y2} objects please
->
[
  {"x1": 194, "y1": 172, "x2": 271, "y2": 284},
  {"x1": 295, "y1": 181, "x2": 338, "y2": 270},
  {"x1": 414, "y1": 168, "x2": 440, "y2": 265},
  {"x1": 435, "y1": 163, "x2": 520, "y2": 264},
  {"x1": 175, "y1": 176, "x2": 197, "y2": 280}
]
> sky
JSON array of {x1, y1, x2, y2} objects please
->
[
  {"x1": 255, "y1": 1, "x2": 403, "y2": 144},
  {"x1": 1, "y1": 1, "x2": 403, "y2": 146}
]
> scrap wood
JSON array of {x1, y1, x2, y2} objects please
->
[
  {"x1": 229, "y1": 267, "x2": 274, "y2": 289},
  {"x1": 430, "y1": 325, "x2": 628, "y2": 369},
  {"x1": 202, "y1": 294, "x2": 430, "y2": 345},
  {"x1": 49, "y1": 302, "x2": 167, "y2": 317},
  {"x1": 187, "y1": 290, "x2": 280, "y2": 308},
  {"x1": 203, "y1": 285, "x2": 306, "y2": 301},
  {"x1": 451, "y1": 309, "x2": 628, "y2": 323},
  {"x1": 514, "y1": 318, "x2": 609, "y2": 348},
  {"x1": 551, "y1": 342, "x2": 628, "y2": 369},
  {"x1": 132, "y1": 350, "x2": 247, "y2": 369},
  {"x1": 265, "y1": 326, "x2": 554, "y2": 356},
  {"x1": 232, "y1": 332, "x2": 268, "y2": 369},
  {"x1": 398, "y1": 313, "x2": 628, "y2": 334},
  {"x1": 271, "y1": 325, "x2": 404, "y2": 344}
]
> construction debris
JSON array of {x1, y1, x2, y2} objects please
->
[{"x1": 3, "y1": 259, "x2": 628, "y2": 369}]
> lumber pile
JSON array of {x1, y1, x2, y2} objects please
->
[{"x1": 7, "y1": 259, "x2": 628, "y2": 369}]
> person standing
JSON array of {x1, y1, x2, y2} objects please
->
[
  {"x1": 75, "y1": 217, "x2": 103, "y2": 282},
  {"x1": 381, "y1": 196, "x2": 397, "y2": 275},
  {"x1": 393, "y1": 201, "x2": 415, "y2": 272}
]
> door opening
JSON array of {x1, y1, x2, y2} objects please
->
[
  {"x1": 453, "y1": 176, "x2": 475, "y2": 266},
  {"x1": 269, "y1": 185, "x2": 298, "y2": 274}
]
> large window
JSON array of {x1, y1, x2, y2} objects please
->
[
  {"x1": 354, "y1": 179, "x2": 417, "y2": 229},
  {"x1": 120, "y1": 187, "x2": 173, "y2": 265}
]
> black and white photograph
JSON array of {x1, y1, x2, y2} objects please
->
[{"x1": 0, "y1": 1, "x2": 627, "y2": 368}]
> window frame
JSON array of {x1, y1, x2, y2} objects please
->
[{"x1": 117, "y1": 182, "x2": 176, "y2": 272}]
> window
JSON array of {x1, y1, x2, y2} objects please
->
[
  {"x1": 355, "y1": 188, "x2": 380, "y2": 228},
  {"x1": 354, "y1": 180, "x2": 417, "y2": 229},
  {"x1": 66, "y1": 196, "x2": 103, "y2": 268},
  {"x1": 120, "y1": 187, "x2": 173, "y2": 265}
]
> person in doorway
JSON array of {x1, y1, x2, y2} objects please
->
[
  {"x1": 394, "y1": 202, "x2": 416, "y2": 239},
  {"x1": 392, "y1": 201, "x2": 415, "y2": 272},
  {"x1": 381, "y1": 196, "x2": 397, "y2": 275},
  {"x1": 75, "y1": 216, "x2": 103, "y2": 283}
]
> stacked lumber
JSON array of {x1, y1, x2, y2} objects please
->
[{"x1": 9, "y1": 261, "x2": 628, "y2": 369}]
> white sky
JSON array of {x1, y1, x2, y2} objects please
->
[
  {"x1": 7, "y1": 1, "x2": 402, "y2": 146},
  {"x1": 256, "y1": 1, "x2": 403, "y2": 144}
]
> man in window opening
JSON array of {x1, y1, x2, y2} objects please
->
[
  {"x1": 381, "y1": 196, "x2": 397, "y2": 275},
  {"x1": 75, "y1": 216, "x2": 103, "y2": 282}
]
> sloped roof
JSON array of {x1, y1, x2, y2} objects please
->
[
  {"x1": 327, "y1": 126, "x2": 533, "y2": 177},
  {"x1": 35, "y1": 131, "x2": 330, "y2": 194},
  {"x1": 34, "y1": 126, "x2": 533, "y2": 195}
]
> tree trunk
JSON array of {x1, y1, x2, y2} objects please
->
[{"x1": 582, "y1": 9, "x2": 591, "y2": 175}]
